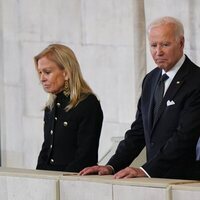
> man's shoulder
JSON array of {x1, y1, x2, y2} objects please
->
[
  {"x1": 184, "y1": 55, "x2": 200, "y2": 70},
  {"x1": 145, "y1": 67, "x2": 160, "y2": 80},
  {"x1": 183, "y1": 56, "x2": 200, "y2": 78}
]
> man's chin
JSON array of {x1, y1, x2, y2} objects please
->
[{"x1": 157, "y1": 65, "x2": 165, "y2": 69}]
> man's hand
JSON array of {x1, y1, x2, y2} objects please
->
[
  {"x1": 113, "y1": 167, "x2": 147, "y2": 179},
  {"x1": 79, "y1": 165, "x2": 113, "y2": 176}
]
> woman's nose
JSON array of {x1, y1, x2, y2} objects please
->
[{"x1": 40, "y1": 74, "x2": 46, "y2": 82}]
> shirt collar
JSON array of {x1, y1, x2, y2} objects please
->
[{"x1": 162, "y1": 54, "x2": 185, "y2": 79}]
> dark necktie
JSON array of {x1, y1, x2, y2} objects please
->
[
  {"x1": 196, "y1": 138, "x2": 200, "y2": 160},
  {"x1": 154, "y1": 73, "x2": 169, "y2": 119}
]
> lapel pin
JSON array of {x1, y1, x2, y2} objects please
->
[{"x1": 176, "y1": 81, "x2": 180, "y2": 84}]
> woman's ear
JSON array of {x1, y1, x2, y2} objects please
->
[{"x1": 63, "y1": 71, "x2": 69, "y2": 81}]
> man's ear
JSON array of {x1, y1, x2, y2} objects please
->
[{"x1": 180, "y1": 36, "x2": 185, "y2": 48}]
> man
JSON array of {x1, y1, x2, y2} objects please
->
[{"x1": 79, "y1": 16, "x2": 200, "y2": 180}]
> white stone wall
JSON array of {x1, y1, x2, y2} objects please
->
[{"x1": 0, "y1": 0, "x2": 200, "y2": 169}]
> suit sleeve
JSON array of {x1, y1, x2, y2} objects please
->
[
  {"x1": 107, "y1": 97, "x2": 146, "y2": 172},
  {"x1": 106, "y1": 75, "x2": 149, "y2": 172}
]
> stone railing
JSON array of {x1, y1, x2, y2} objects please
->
[{"x1": 0, "y1": 167, "x2": 199, "y2": 200}]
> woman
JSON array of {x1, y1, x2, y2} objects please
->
[{"x1": 35, "y1": 44, "x2": 103, "y2": 172}]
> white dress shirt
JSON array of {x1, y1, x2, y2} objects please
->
[{"x1": 162, "y1": 54, "x2": 185, "y2": 96}]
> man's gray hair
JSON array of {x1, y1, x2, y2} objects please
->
[{"x1": 147, "y1": 16, "x2": 184, "y2": 39}]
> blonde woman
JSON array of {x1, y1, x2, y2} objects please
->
[{"x1": 35, "y1": 44, "x2": 103, "y2": 172}]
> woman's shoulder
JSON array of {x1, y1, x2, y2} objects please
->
[
  {"x1": 68, "y1": 93, "x2": 103, "y2": 118},
  {"x1": 75, "y1": 93, "x2": 102, "y2": 112},
  {"x1": 80, "y1": 93, "x2": 101, "y2": 107},
  {"x1": 80, "y1": 93, "x2": 103, "y2": 117}
]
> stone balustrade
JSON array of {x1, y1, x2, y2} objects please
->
[{"x1": 0, "y1": 167, "x2": 199, "y2": 200}]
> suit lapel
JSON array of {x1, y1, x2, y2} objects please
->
[
  {"x1": 148, "y1": 70, "x2": 162, "y2": 131},
  {"x1": 152, "y1": 57, "x2": 190, "y2": 130}
]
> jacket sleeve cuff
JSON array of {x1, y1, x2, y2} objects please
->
[
  {"x1": 140, "y1": 167, "x2": 151, "y2": 178},
  {"x1": 106, "y1": 165, "x2": 115, "y2": 174}
]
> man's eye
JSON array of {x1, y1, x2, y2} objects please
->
[
  {"x1": 163, "y1": 43, "x2": 169, "y2": 47},
  {"x1": 151, "y1": 44, "x2": 157, "y2": 48}
]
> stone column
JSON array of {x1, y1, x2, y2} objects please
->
[
  {"x1": 0, "y1": 0, "x2": 3, "y2": 166},
  {"x1": 132, "y1": 0, "x2": 146, "y2": 106}
]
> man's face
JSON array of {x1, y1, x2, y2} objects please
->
[{"x1": 148, "y1": 24, "x2": 184, "y2": 72}]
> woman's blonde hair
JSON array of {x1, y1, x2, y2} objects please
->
[{"x1": 34, "y1": 44, "x2": 93, "y2": 111}]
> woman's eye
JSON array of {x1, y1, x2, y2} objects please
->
[{"x1": 45, "y1": 71, "x2": 51, "y2": 75}]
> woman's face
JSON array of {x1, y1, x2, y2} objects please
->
[{"x1": 37, "y1": 56, "x2": 68, "y2": 94}]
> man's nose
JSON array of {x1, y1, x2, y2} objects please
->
[{"x1": 156, "y1": 46, "x2": 164, "y2": 56}]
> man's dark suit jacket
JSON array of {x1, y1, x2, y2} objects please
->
[{"x1": 107, "y1": 55, "x2": 200, "y2": 180}]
